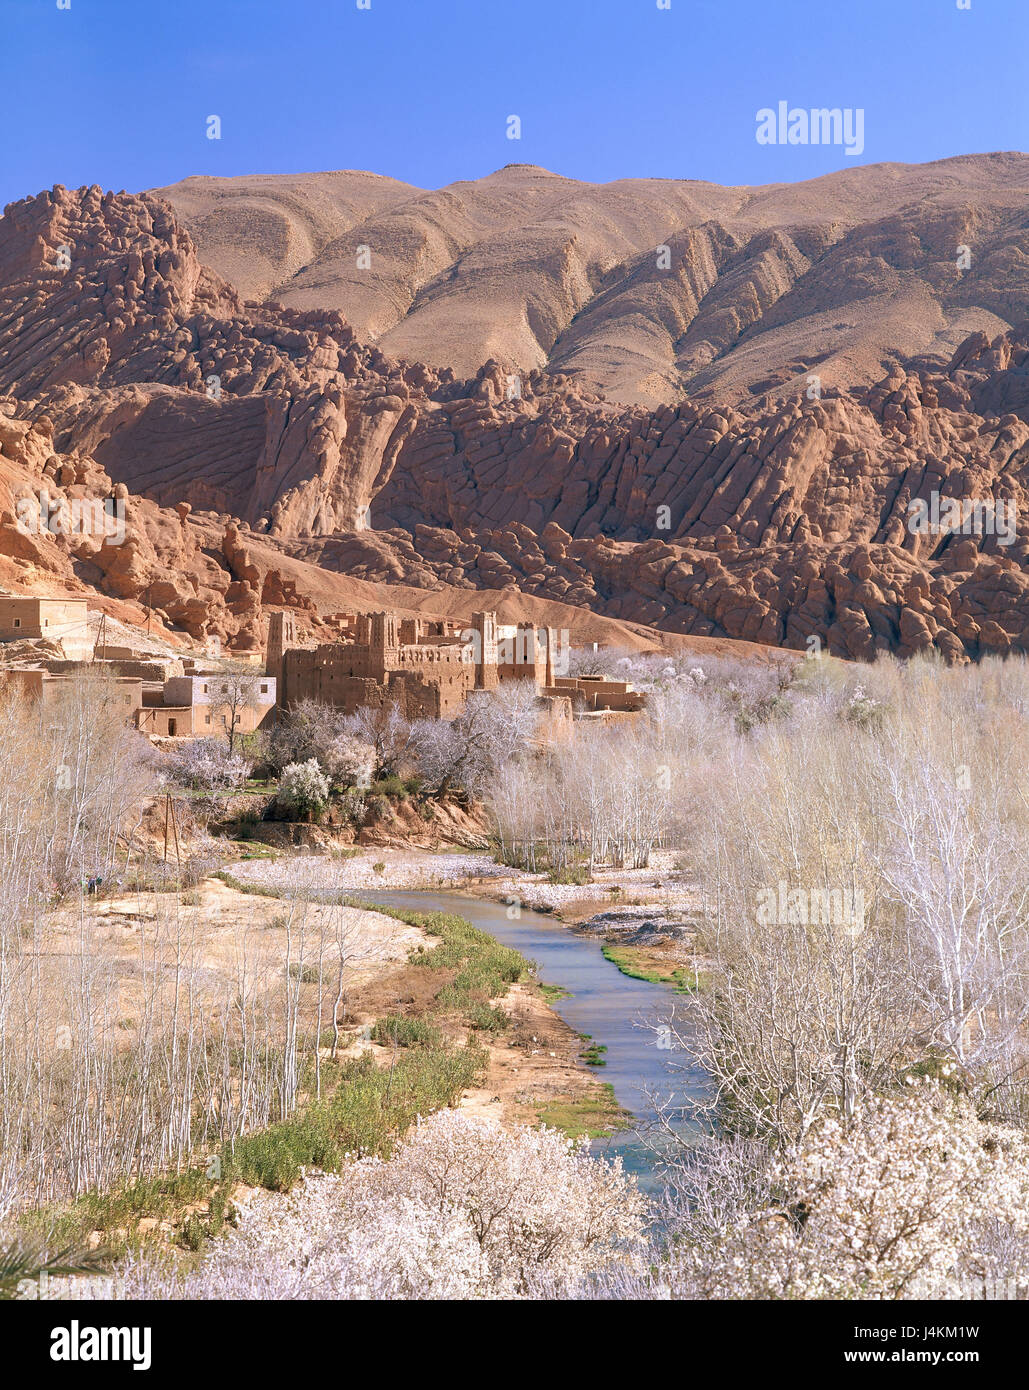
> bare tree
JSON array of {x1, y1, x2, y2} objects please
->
[
  {"x1": 412, "y1": 686, "x2": 540, "y2": 799},
  {"x1": 871, "y1": 675, "x2": 1029, "y2": 1092},
  {"x1": 343, "y1": 703, "x2": 413, "y2": 779},
  {"x1": 209, "y1": 664, "x2": 267, "y2": 755}
]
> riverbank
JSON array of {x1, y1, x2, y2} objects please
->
[
  {"x1": 11, "y1": 875, "x2": 629, "y2": 1278},
  {"x1": 357, "y1": 888, "x2": 710, "y2": 1190},
  {"x1": 343, "y1": 896, "x2": 631, "y2": 1142},
  {"x1": 226, "y1": 843, "x2": 705, "y2": 982},
  {"x1": 454, "y1": 980, "x2": 631, "y2": 1141}
]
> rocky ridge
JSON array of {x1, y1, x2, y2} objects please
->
[
  {"x1": 1, "y1": 180, "x2": 1029, "y2": 660},
  {"x1": 156, "y1": 155, "x2": 1029, "y2": 408}
]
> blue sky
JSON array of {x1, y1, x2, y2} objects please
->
[{"x1": 2, "y1": 0, "x2": 1025, "y2": 206}]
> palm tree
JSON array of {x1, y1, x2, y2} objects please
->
[{"x1": 0, "y1": 1235, "x2": 111, "y2": 1300}]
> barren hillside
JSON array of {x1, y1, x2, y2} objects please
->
[
  {"x1": 156, "y1": 155, "x2": 1029, "y2": 408},
  {"x1": 1, "y1": 172, "x2": 1028, "y2": 662}
]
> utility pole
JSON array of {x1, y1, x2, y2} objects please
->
[
  {"x1": 162, "y1": 792, "x2": 181, "y2": 868},
  {"x1": 92, "y1": 612, "x2": 107, "y2": 662}
]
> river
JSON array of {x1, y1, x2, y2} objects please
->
[{"x1": 359, "y1": 888, "x2": 711, "y2": 1192}]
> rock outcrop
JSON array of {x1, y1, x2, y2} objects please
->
[{"x1": 2, "y1": 178, "x2": 1029, "y2": 662}]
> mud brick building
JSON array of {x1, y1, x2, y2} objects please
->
[
  {"x1": 0, "y1": 666, "x2": 142, "y2": 713},
  {"x1": 0, "y1": 596, "x2": 92, "y2": 659},
  {"x1": 136, "y1": 673, "x2": 277, "y2": 738},
  {"x1": 0, "y1": 594, "x2": 277, "y2": 739},
  {"x1": 268, "y1": 609, "x2": 537, "y2": 719},
  {"x1": 545, "y1": 675, "x2": 647, "y2": 713},
  {"x1": 265, "y1": 607, "x2": 643, "y2": 721}
]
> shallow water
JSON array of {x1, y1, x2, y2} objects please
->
[{"x1": 358, "y1": 888, "x2": 710, "y2": 1192}]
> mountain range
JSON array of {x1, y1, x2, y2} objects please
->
[
  {"x1": 1, "y1": 154, "x2": 1028, "y2": 663},
  {"x1": 155, "y1": 155, "x2": 1029, "y2": 408}
]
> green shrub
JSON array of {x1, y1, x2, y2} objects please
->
[
  {"x1": 178, "y1": 1212, "x2": 208, "y2": 1252},
  {"x1": 370, "y1": 1015, "x2": 443, "y2": 1049},
  {"x1": 324, "y1": 1046, "x2": 485, "y2": 1159},
  {"x1": 222, "y1": 1041, "x2": 486, "y2": 1187},
  {"x1": 465, "y1": 1001, "x2": 509, "y2": 1034},
  {"x1": 346, "y1": 901, "x2": 527, "y2": 1014},
  {"x1": 546, "y1": 864, "x2": 592, "y2": 885},
  {"x1": 226, "y1": 1111, "x2": 339, "y2": 1191},
  {"x1": 370, "y1": 775, "x2": 407, "y2": 800},
  {"x1": 214, "y1": 871, "x2": 283, "y2": 899}
]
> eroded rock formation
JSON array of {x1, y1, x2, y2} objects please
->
[
  {"x1": 2, "y1": 179, "x2": 1029, "y2": 661},
  {"x1": 156, "y1": 155, "x2": 1029, "y2": 409}
]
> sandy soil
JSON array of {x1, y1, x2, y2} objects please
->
[
  {"x1": 455, "y1": 982, "x2": 614, "y2": 1132},
  {"x1": 42, "y1": 875, "x2": 425, "y2": 1052}
]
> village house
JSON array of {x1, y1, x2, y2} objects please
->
[
  {"x1": 0, "y1": 594, "x2": 276, "y2": 739},
  {"x1": 137, "y1": 673, "x2": 277, "y2": 738},
  {"x1": 0, "y1": 594, "x2": 643, "y2": 736},
  {"x1": 0, "y1": 666, "x2": 143, "y2": 714},
  {"x1": 0, "y1": 595, "x2": 93, "y2": 660},
  {"x1": 0, "y1": 663, "x2": 277, "y2": 739},
  {"x1": 545, "y1": 674, "x2": 647, "y2": 714}
]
